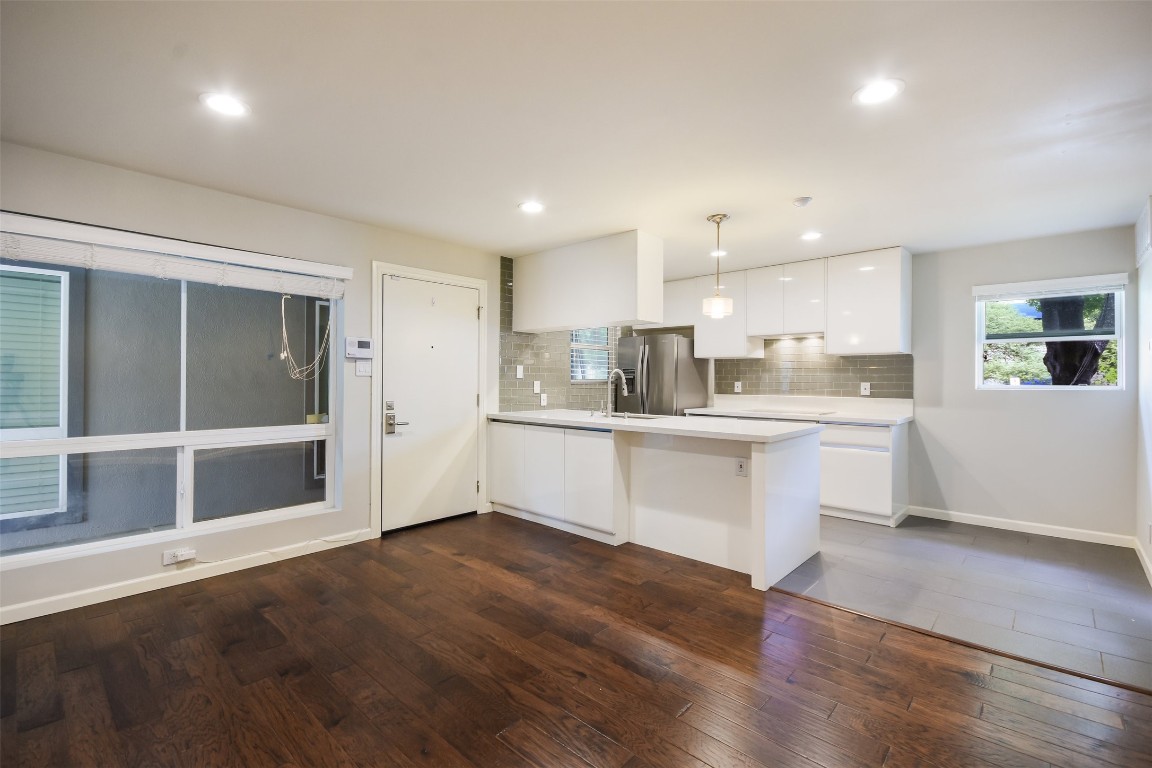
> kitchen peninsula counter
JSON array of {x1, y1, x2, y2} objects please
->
[{"x1": 486, "y1": 410, "x2": 821, "y2": 590}]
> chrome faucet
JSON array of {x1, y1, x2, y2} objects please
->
[{"x1": 604, "y1": 368, "x2": 628, "y2": 416}]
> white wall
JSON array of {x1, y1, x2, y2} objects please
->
[
  {"x1": 0, "y1": 142, "x2": 501, "y2": 619},
  {"x1": 1136, "y1": 250, "x2": 1152, "y2": 574},
  {"x1": 911, "y1": 226, "x2": 1137, "y2": 540}
]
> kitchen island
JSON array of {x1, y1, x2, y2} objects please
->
[{"x1": 487, "y1": 410, "x2": 821, "y2": 590}]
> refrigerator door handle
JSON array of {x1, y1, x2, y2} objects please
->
[{"x1": 638, "y1": 343, "x2": 649, "y2": 413}]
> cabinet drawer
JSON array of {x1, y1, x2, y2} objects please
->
[
  {"x1": 820, "y1": 424, "x2": 891, "y2": 450},
  {"x1": 820, "y1": 445, "x2": 892, "y2": 515}
]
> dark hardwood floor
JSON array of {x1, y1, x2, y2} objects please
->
[{"x1": 3, "y1": 513, "x2": 1151, "y2": 767}]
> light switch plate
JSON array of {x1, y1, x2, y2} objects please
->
[
  {"x1": 860, "y1": 382, "x2": 871, "y2": 396},
  {"x1": 355, "y1": 360, "x2": 372, "y2": 377},
  {"x1": 734, "y1": 381, "x2": 742, "y2": 393},
  {"x1": 516, "y1": 365, "x2": 524, "y2": 379},
  {"x1": 533, "y1": 381, "x2": 541, "y2": 394},
  {"x1": 735, "y1": 458, "x2": 748, "y2": 477},
  {"x1": 540, "y1": 393, "x2": 548, "y2": 406}
]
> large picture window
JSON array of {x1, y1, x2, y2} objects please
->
[
  {"x1": 975, "y1": 273, "x2": 1126, "y2": 389},
  {"x1": 0, "y1": 214, "x2": 350, "y2": 554}
]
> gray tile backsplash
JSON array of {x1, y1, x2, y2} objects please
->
[
  {"x1": 714, "y1": 337, "x2": 913, "y2": 398},
  {"x1": 500, "y1": 257, "x2": 912, "y2": 406}
]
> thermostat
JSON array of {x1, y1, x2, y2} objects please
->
[{"x1": 345, "y1": 337, "x2": 374, "y2": 359}]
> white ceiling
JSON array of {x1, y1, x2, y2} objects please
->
[{"x1": 2, "y1": 1, "x2": 1150, "y2": 280}]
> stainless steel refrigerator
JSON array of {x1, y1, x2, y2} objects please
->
[{"x1": 614, "y1": 334, "x2": 709, "y2": 416}]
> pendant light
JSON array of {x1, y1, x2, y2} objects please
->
[{"x1": 702, "y1": 213, "x2": 734, "y2": 319}]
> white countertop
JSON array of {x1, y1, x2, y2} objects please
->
[
  {"x1": 489, "y1": 410, "x2": 822, "y2": 443},
  {"x1": 686, "y1": 395, "x2": 913, "y2": 426}
]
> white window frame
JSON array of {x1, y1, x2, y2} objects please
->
[
  {"x1": 973, "y1": 273, "x2": 1127, "y2": 391},
  {"x1": 0, "y1": 264, "x2": 69, "y2": 518},
  {"x1": 570, "y1": 327, "x2": 611, "y2": 383},
  {"x1": 0, "y1": 213, "x2": 348, "y2": 555}
]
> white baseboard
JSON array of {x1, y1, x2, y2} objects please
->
[
  {"x1": 1136, "y1": 537, "x2": 1152, "y2": 589},
  {"x1": 907, "y1": 506, "x2": 1137, "y2": 549},
  {"x1": 491, "y1": 505, "x2": 625, "y2": 546},
  {"x1": 0, "y1": 528, "x2": 376, "y2": 625}
]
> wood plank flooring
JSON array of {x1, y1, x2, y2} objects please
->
[{"x1": 3, "y1": 512, "x2": 1151, "y2": 767}]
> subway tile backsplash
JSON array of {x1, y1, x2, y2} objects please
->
[
  {"x1": 715, "y1": 337, "x2": 913, "y2": 398},
  {"x1": 501, "y1": 257, "x2": 912, "y2": 407}
]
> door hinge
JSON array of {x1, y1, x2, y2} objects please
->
[
  {"x1": 476, "y1": 480, "x2": 480, "y2": 493},
  {"x1": 477, "y1": 393, "x2": 480, "y2": 406},
  {"x1": 477, "y1": 306, "x2": 481, "y2": 319}
]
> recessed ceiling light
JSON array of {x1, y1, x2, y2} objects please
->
[
  {"x1": 853, "y1": 78, "x2": 905, "y2": 105},
  {"x1": 710, "y1": 249, "x2": 727, "y2": 257},
  {"x1": 518, "y1": 201, "x2": 545, "y2": 214},
  {"x1": 779, "y1": 276, "x2": 794, "y2": 281},
  {"x1": 800, "y1": 232, "x2": 822, "y2": 241},
  {"x1": 199, "y1": 92, "x2": 249, "y2": 116},
  {"x1": 859, "y1": 266, "x2": 876, "y2": 271}
]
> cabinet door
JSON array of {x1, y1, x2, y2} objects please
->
[
  {"x1": 523, "y1": 425, "x2": 565, "y2": 519},
  {"x1": 487, "y1": 421, "x2": 525, "y2": 508},
  {"x1": 563, "y1": 429, "x2": 614, "y2": 532},
  {"x1": 694, "y1": 271, "x2": 765, "y2": 358},
  {"x1": 820, "y1": 446, "x2": 892, "y2": 515},
  {"x1": 782, "y1": 259, "x2": 826, "y2": 335},
  {"x1": 825, "y1": 247, "x2": 910, "y2": 354},
  {"x1": 745, "y1": 265, "x2": 784, "y2": 337}
]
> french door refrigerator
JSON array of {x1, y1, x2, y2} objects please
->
[{"x1": 614, "y1": 334, "x2": 708, "y2": 416}]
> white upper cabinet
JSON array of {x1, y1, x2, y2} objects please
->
[
  {"x1": 746, "y1": 259, "x2": 827, "y2": 337},
  {"x1": 782, "y1": 259, "x2": 826, "y2": 335},
  {"x1": 513, "y1": 230, "x2": 663, "y2": 333},
  {"x1": 825, "y1": 247, "x2": 911, "y2": 354},
  {"x1": 635, "y1": 276, "x2": 706, "y2": 329},
  {"x1": 745, "y1": 265, "x2": 784, "y2": 337},
  {"x1": 694, "y1": 271, "x2": 765, "y2": 359}
]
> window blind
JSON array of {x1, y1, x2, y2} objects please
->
[
  {"x1": 0, "y1": 456, "x2": 61, "y2": 516},
  {"x1": 0, "y1": 268, "x2": 65, "y2": 431}
]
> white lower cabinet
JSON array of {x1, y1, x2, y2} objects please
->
[
  {"x1": 563, "y1": 429, "x2": 614, "y2": 532},
  {"x1": 817, "y1": 423, "x2": 909, "y2": 526},
  {"x1": 523, "y1": 425, "x2": 565, "y2": 520},
  {"x1": 488, "y1": 420, "x2": 525, "y2": 508},
  {"x1": 488, "y1": 422, "x2": 617, "y2": 536}
]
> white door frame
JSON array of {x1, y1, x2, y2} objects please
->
[{"x1": 370, "y1": 262, "x2": 488, "y2": 534}]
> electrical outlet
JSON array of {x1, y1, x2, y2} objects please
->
[
  {"x1": 735, "y1": 458, "x2": 748, "y2": 477},
  {"x1": 860, "y1": 382, "x2": 871, "y2": 396},
  {"x1": 734, "y1": 381, "x2": 742, "y2": 393},
  {"x1": 540, "y1": 393, "x2": 548, "y2": 406},
  {"x1": 162, "y1": 547, "x2": 196, "y2": 566},
  {"x1": 533, "y1": 381, "x2": 541, "y2": 394},
  {"x1": 516, "y1": 365, "x2": 524, "y2": 379}
]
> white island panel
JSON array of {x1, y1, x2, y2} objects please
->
[{"x1": 630, "y1": 435, "x2": 752, "y2": 575}]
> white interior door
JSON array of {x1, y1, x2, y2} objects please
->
[{"x1": 381, "y1": 274, "x2": 479, "y2": 531}]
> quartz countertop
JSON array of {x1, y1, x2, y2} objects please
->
[
  {"x1": 685, "y1": 395, "x2": 913, "y2": 426},
  {"x1": 488, "y1": 410, "x2": 822, "y2": 443}
]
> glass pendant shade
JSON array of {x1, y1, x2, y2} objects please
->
[
  {"x1": 702, "y1": 212, "x2": 733, "y2": 319},
  {"x1": 702, "y1": 294, "x2": 733, "y2": 319}
]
